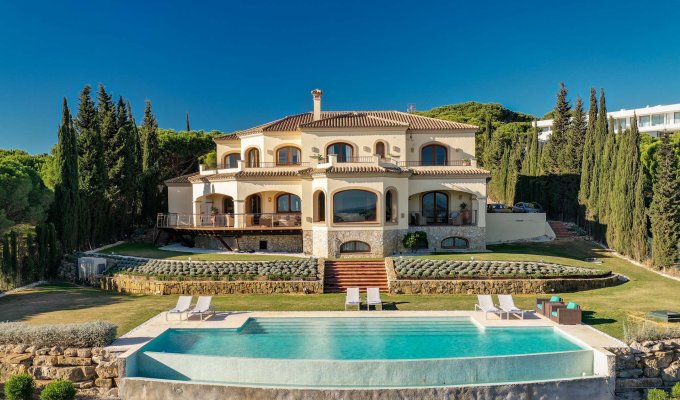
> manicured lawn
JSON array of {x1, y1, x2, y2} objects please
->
[
  {"x1": 101, "y1": 242, "x2": 300, "y2": 261},
  {"x1": 2, "y1": 240, "x2": 678, "y2": 340}
]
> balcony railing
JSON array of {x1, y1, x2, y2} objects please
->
[
  {"x1": 408, "y1": 210, "x2": 477, "y2": 226},
  {"x1": 397, "y1": 160, "x2": 472, "y2": 167},
  {"x1": 204, "y1": 161, "x2": 310, "y2": 170},
  {"x1": 157, "y1": 213, "x2": 302, "y2": 229},
  {"x1": 323, "y1": 155, "x2": 377, "y2": 164}
]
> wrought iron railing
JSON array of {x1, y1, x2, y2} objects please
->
[
  {"x1": 157, "y1": 213, "x2": 303, "y2": 229},
  {"x1": 323, "y1": 155, "x2": 376, "y2": 163},
  {"x1": 397, "y1": 160, "x2": 472, "y2": 167}
]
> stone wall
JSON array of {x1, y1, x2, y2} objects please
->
[
  {"x1": 101, "y1": 273, "x2": 323, "y2": 295},
  {"x1": 405, "y1": 226, "x2": 486, "y2": 252},
  {"x1": 610, "y1": 339, "x2": 680, "y2": 400},
  {"x1": 0, "y1": 344, "x2": 119, "y2": 398},
  {"x1": 196, "y1": 234, "x2": 303, "y2": 253}
]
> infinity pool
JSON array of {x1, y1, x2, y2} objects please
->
[
  {"x1": 141, "y1": 317, "x2": 584, "y2": 359},
  {"x1": 128, "y1": 317, "x2": 595, "y2": 387}
]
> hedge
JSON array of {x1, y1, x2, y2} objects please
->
[{"x1": 0, "y1": 321, "x2": 116, "y2": 348}]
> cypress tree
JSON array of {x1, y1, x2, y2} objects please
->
[
  {"x1": 631, "y1": 166, "x2": 647, "y2": 262},
  {"x1": 649, "y1": 134, "x2": 680, "y2": 268},
  {"x1": 589, "y1": 89, "x2": 607, "y2": 240},
  {"x1": 24, "y1": 233, "x2": 37, "y2": 283},
  {"x1": 579, "y1": 88, "x2": 598, "y2": 226},
  {"x1": 98, "y1": 84, "x2": 117, "y2": 241},
  {"x1": 561, "y1": 96, "x2": 586, "y2": 173},
  {"x1": 598, "y1": 117, "x2": 617, "y2": 244},
  {"x1": 53, "y1": 99, "x2": 81, "y2": 252},
  {"x1": 541, "y1": 83, "x2": 571, "y2": 174},
  {"x1": 141, "y1": 100, "x2": 160, "y2": 225},
  {"x1": 1, "y1": 235, "x2": 9, "y2": 286},
  {"x1": 76, "y1": 85, "x2": 107, "y2": 247}
]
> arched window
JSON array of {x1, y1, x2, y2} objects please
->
[
  {"x1": 441, "y1": 237, "x2": 469, "y2": 249},
  {"x1": 421, "y1": 144, "x2": 447, "y2": 166},
  {"x1": 276, "y1": 193, "x2": 301, "y2": 213},
  {"x1": 276, "y1": 146, "x2": 301, "y2": 165},
  {"x1": 333, "y1": 190, "x2": 377, "y2": 223},
  {"x1": 375, "y1": 142, "x2": 386, "y2": 159},
  {"x1": 223, "y1": 196, "x2": 234, "y2": 214},
  {"x1": 223, "y1": 153, "x2": 239, "y2": 168},
  {"x1": 422, "y1": 191, "x2": 449, "y2": 224},
  {"x1": 327, "y1": 142, "x2": 353, "y2": 162},
  {"x1": 314, "y1": 191, "x2": 326, "y2": 222},
  {"x1": 385, "y1": 189, "x2": 395, "y2": 223},
  {"x1": 340, "y1": 241, "x2": 371, "y2": 253},
  {"x1": 246, "y1": 148, "x2": 260, "y2": 167}
]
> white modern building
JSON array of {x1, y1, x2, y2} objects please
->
[{"x1": 534, "y1": 103, "x2": 680, "y2": 141}]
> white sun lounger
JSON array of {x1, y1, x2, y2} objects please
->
[
  {"x1": 498, "y1": 294, "x2": 525, "y2": 319},
  {"x1": 345, "y1": 288, "x2": 360, "y2": 311},
  {"x1": 166, "y1": 296, "x2": 192, "y2": 321},
  {"x1": 188, "y1": 296, "x2": 214, "y2": 321},
  {"x1": 475, "y1": 294, "x2": 505, "y2": 319},
  {"x1": 367, "y1": 288, "x2": 383, "y2": 311}
]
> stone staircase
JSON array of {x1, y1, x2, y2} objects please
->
[
  {"x1": 323, "y1": 260, "x2": 389, "y2": 293},
  {"x1": 548, "y1": 221, "x2": 574, "y2": 239}
]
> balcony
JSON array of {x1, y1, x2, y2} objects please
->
[
  {"x1": 157, "y1": 213, "x2": 302, "y2": 233},
  {"x1": 397, "y1": 160, "x2": 473, "y2": 167},
  {"x1": 199, "y1": 161, "x2": 310, "y2": 175}
]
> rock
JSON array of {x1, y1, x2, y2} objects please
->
[
  {"x1": 7, "y1": 353, "x2": 33, "y2": 365},
  {"x1": 58, "y1": 356, "x2": 93, "y2": 366},
  {"x1": 95, "y1": 377, "x2": 114, "y2": 389},
  {"x1": 75, "y1": 380, "x2": 94, "y2": 389},
  {"x1": 35, "y1": 348, "x2": 49, "y2": 355},
  {"x1": 48, "y1": 346, "x2": 63, "y2": 356},
  {"x1": 106, "y1": 388, "x2": 119, "y2": 398},
  {"x1": 618, "y1": 369, "x2": 643, "y2": 378},
  {"x1": 616, "y1": 377, "x2": 663, "y2": 390},
  {"x1": 661, "y1": 361, "x2": 680, "y2": 383},
  {"x1": 81, "y1": 366, "x2": 97, "y2": 380},
  {"x1": 643, "y1": 367, "x2": 660, "y2": 377},
  {"x1": 33, "y1": 355, "x2": 59, "y2": 366},
  {"x1": 13, "y1": 344, "x2": 28, "y2": 354},
  {"x1": 95, "y1": 361, "x2": 118, "y2": 378},
  {"x1": 77, "y1": 348, "x2": 92, "y2": 358},
  {"x1": 63, "y1": 348, "x2": 78, "y2": 357},
  {"x1": 25, "y1": 346, "x2": 36, "y2": 354},
  {"x1": 655, "y1": 351, "x2": 675, "y2": 369}
]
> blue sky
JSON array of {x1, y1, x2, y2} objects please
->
[{"x1": 1, "y1": 0, "x2": 679, "y2": 154}]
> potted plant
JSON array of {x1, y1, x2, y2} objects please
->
[
  {"x1": 460, "y1": 202, "x2": 471, "y2": 225},
  {"x1": 462, "y1": 158, "x2": 471, "y2": 166}
]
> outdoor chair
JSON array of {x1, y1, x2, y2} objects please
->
[
  {"x1": 535, "y1": 296, "x2": 564, "y2": 316},
  {"x1": 345, "y1": 288, "x2": 360, "y2": 310},
  {"x1": 498, "y1": 294, "x2": 526, "y2": 319},
  {"x1": 475, "y1": 295, "x2": 505, "y2": 319},
  {"x1": 188, "y1": 296, "x2": 214, "y2": 321},
  {"x1": 166, "y1": 295, "x2": 192, "y2": 321},
  {"x1": 549, "y1": 302, "x2": 582, "y2": 325},
  {"x1": 367, "y1": 288, "x2": 383, "y2": 311}
]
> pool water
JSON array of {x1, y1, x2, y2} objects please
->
[{"x1": 142, "y1": 317, "x2": 584, "y2": 360}]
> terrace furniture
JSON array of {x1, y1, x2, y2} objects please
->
[
  {"x1": 498, "y1": 294, "x2": 525, "y2": 319},
  {"x1": 535, "y1": 296, "x2": 564, "y2": 316},
  {"x1": 259, "y1": 214, "x2": 274, "y2": 227},
  {"x1": 549, "y1": 302, "x2": 582, "y2": 325},
  {"x1": 166, "y1": 296, "x2": 192, "y2": 321},
  {"x1": 475, "y1": 295, "x2": 505, "y2": 320},
  {"x1": 367, "y1": 288, "x2": 383, "y2": 311},
  {"x1": 345, "y1": 288, "x2": 361, "y2": 311},
  {"x1": 448, "y1": 211, "x2": 461, "y2": 225},
  {"x1": 188, "y1": 296, "x2": 214, "y2": 321}
]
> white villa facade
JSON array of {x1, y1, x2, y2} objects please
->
[
  {"x1": 534, "y1": 103, "x2": 680, "y2": 141},
  {"x1": 160, "y1": 90, "x2": 490, "y2": 257}
]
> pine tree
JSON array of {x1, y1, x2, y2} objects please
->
[
  {"x1": 52, "y1": 99, "x2": 80, "y2": 252},
  {"x1": 140, "y1": 100, "x2": 160, "y2": 225},
  {"x1": 76, "y1": 85, "x2": 107, "y2": 247},
  {"x1": 579, "y1": 88, "x2": 598, "y2": 226},
  {"x1": 649, "y1": 134, "x2": 680, "y2": 268}
]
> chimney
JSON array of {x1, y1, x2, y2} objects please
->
[{"x1": 311, "y1": 89, "x2": 323, "y2": 121}]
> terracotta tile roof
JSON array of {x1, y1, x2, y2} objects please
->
[
  {"x1": 408, "y1": 167, "x2": 491, "y2": 176},
  {"x1": 164, "y1": 173, "x2": 200, "y2": 184},
  {"x1": 230, "y1": 111, "x2": 477, "y2": 136},
  {"x1": 213, "y1": 133, "x2": 240, "y2": 142}
]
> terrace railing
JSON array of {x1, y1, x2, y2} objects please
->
[
  {"x1": 407, "y1": 209, "x2": 478, "y2": 226},
  {"x1": 397, "y1": 160, "x2": 472, "y2": 167},
  {"x1": 157, "y1": 213, "x2": 302, "y2": 229},
  {"x1": 323, "y1": 155, "x2": 376, "y2": 164}
]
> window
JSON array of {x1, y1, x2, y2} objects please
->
[
  {"x1": 421, "y1": 144, "x2": 447, "y2": 166},
  {"x1": 223, "y1": 197, "x2": 234, "y2": 214},
  {"x1": 223, "y1": 153, "x2": 239, "y2": 168},
  {"x1": 639, "y1": 115, "x2": 651, "y2": 127},
  {"x1": 675, "y1": 112, "x2": 680, "y2": 125},
  {"x1": 276, "y1": 194, "x2": 301, "y2": 213},
  {"x1": 327, "y1": 143, "x2": 353, "y2": 162},
  {"x1": 316, "y1": 191, "x2": 326, "y2": 222},
  {"x1": 340, "y1": 241, "x2": 370, "y2": 253},
  {"x1": 441, "y1": 237, "x2": 469, "y2": 249},
  {"x1": 652, "y1": 114, "x2": 665, "y2": 126},
  {"x1": 246, "y1": 148, "x2": 260, "y2": 167},
  {"x1": 333, "y1": 190, "x2": 377, "y2": 223},
  {"x1": 276, "y1": 146, "x2": 301, "y2": 165},
  {"x1": 614, "y1": 118, "x2": 627, "y2": 132},
  {"x1": 422, "y1": 191, "x2": 449, "y2": 224},
  {"x1": 385, "y1": 190, "x2": 394, "y2": 223},
  {"x1": 375, "y1": 142, "x2": 386, "y2": 158}
]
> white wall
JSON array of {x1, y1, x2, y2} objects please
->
[{"x1": 486, "y1": 213, "x2": 550, "y2": 243}]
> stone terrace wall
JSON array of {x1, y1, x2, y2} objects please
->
[
  {"x1": 102, "y1": 273, "x2": 323, "y2": 295},
  {"x1": 611, "y1": 339, "x2": 680, "y2": 400},
  {"x1": 0, "y1": 344, "x2": 119, "y2": 398}
]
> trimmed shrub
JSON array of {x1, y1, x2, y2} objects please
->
[
  {"x1": 647, "y1": 388, "x2": 670, "y2": 400},
  {"x1": 4, "y1": 373, "x2": 35, "y2": 400},
  {"x1": 39, "y1": 380, "x2": 76, "y2": 400},
  {"x1": 0, "y1": 321, "x2": 116, "y2": 348},
  {"x1": 672, "y1": 382, "x2": 680, "y2": 398}
]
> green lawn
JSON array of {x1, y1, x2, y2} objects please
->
[
  {"x1": 101, "y1": 242, "x2": 300, "y2": 261},
  {"x1": 1, "y1": 240, "x2": 678, "y2": 340}
]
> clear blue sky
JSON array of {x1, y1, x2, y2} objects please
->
[{"x1": 1, "y1": 0, "x2": 679, "y2": 154}]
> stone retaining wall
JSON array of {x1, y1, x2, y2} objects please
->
[
  {"x1": 385, "y1": 259, "x2": 621, "y2": 294},
  {"x1": 0, "y1": 344, "x2": 119, "y2": 398},
  {"x1": 610, "y1": 339, "x2": 680, "y2": 400},
  {"x1": 101, "y1": 273, "x2": 323, "y2": 295}
]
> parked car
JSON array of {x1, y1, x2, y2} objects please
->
[
  {"x1": 487, "y1": 203, "x2": 512, "y2": 213},
  {"x1": 512, "y1": 202, "x2": 545, "y2": 213}
]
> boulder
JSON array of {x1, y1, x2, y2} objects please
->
[
  {"x1": 7, "y1": 353, "x2": 33, "y2": 365},
  {"x1": 59, "y1": 356, "x2": 93, "y2": 366},
  {"x1": 33, "y1": 355, "x2": 59, "y2": 366},
  {"x1": 95, "y1": 377, "x2": 114, "y2": 389},
  {"x1": 618, "y1": 369, "x2": 643, "y2": 378},
  {"x1": 77, "y1": 348, "x2": 92, "y2": 358},
  {"x1": 95, "y1": 361, "x2": 118, "y2": 378},
  {"x1": 643, "y1": 367, "x2": 660, "y2": 377},
  {"x1": 661, "y1": 361, "x2": 680, "y2": 383},
  {"x1": 615, "y1": 377, "x2": 663, "y2": 390},
  {"x1": 63, "y1": 348, "x2": 78, "y2": 357}
]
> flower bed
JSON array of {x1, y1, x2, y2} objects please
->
[
  {"x1": 101, "y1": 255, "x2": 318, "y2": 281},
  {"x1": 393, "y1": 259, "x2": 609, "y2": 280}
]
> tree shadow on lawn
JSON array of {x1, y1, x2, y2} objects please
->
[
  {"x1": 381, "y1": 301, "x2": 410, "y2": 311},
  {"x1": 582, "y1": 310, "x2": 617, "y2": 326},
  {"x1": 0, "y1": 283, "x2": 138, "y2": 323}
]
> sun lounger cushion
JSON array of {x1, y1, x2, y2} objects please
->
[
  {"x1": 551, "y1": 311, "x2": 558, "y2": 317},
  {"x1": 537, "y1": 303, "x2": 543, "y2": 310},
  {"x1": 549, "y1": 295, "x2": 562, "y2": 302},
  {"x1": 566, "y1": 302, "x2": 579, "y2": 310}
]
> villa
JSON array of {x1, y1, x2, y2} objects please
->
[{"x1": 160, "y1": 89, "x2": 492, "y2": 257}]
